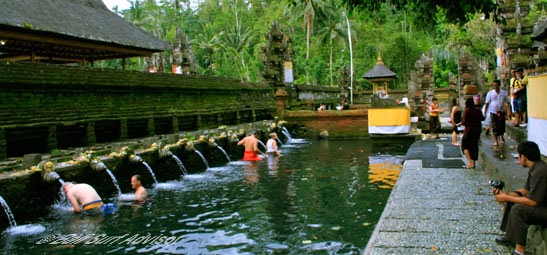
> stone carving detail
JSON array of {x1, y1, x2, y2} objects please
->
[
  {"x1": 261, "y1": 21, "x2": 293, "y2": 89},
  {"x1": 408, "y1": 54, "x2": 434, "y2": 118}
]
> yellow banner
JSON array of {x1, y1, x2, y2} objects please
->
[
  {"x1": 528, "y1": 74, "x2": 547, "y2": 120},
  {"x1": 368, "y1": 108, "x2": 410, "y2": 126}
]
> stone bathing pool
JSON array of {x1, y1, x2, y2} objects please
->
[{"x1": 0, "y1": 139, "x2": 411, "y2": 254}]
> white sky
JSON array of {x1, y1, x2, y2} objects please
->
[
  {"x1": 102, "y1": 0, "x2": 198, "y2": 11},
  {"x1": 102, "y1": 0, "x2": 131, "y2": 11}
]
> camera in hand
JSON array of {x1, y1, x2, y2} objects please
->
[{"x1": 489, "y1": 180, "x2": 505, "y2": 190}]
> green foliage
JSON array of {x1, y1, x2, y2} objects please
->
[
  {"x1": 340, "y1": 0, "x2": 498, "y2": 26},
  {"x1": 104, "y1": 0, "x2": 499, "y2": 89},
  {"x1": 433, "y1": 57, "x2": 457, "y2": 88}
]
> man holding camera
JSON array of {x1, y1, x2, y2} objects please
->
[{"x1": 492, "y1": 141, "x2": 547, "y2": 255}]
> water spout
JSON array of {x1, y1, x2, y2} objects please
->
[
  {"x1": 105, "y1": 169, "x2": 122, "y2": 197},
  {"x1": 229, "y1": 134, "x2": 239, "y2": 143},
  {"x1": 282, "y1": 127, "x2": 292, "y2": 141},
  {"x1": 185, "y1": 142, "x2": 195, "y2": 152},
  {"x1": 92, "y1": 162, "x2": 108, "y2": 172},
  {"x1": 129, "y1": 155, "x2": 158, "y2": 183},
  {"x1": 159, "y1": 150, "x2": 173, "y2": 159},
  {"x1": 216, "y1": 145, "x2": 231, "y2": 162},
  {"x1": 43, "y1": 171, "x2": 61, "y2": 183},
  {"x1": 142, "y1": 162, "x2": 159, "y2": 184},
  {"x1": 257, "y1": 140, "x2": 267, "y2": 151},
  {"x1": 0, "y1": 195, "x2": 17, "y2": 227},
  {"x1": 194, "y1": 150, "x2": 210, "y2": 169},
  {"x1": 172, "y1": 154, "x2": 188, "y2": 175},
  {"x1": 208, "y1": 138, "x2": 218, "y2": 148},
  {"x1": 130, "y1": 155, "x2": 144, "y2": 164}
]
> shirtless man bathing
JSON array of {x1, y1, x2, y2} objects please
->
[{"x1": 237, "y1": 131, "x2": 265, "y2": 161}]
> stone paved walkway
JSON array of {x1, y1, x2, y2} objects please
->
[{"x1": 364, "y1": 138, "x2": 514, "y2": 254}]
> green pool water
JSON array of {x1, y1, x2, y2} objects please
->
[{"x1": 1, "y1": 139, "x2": 410, "y2": 254}]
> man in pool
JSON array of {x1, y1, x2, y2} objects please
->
[
  {"x1": 62, "y1": 182, "x2": 103, "y2": 215},
  {"x1": 237, "y1": 131, "x2": 265, "y2": 161},
  {"x1": 131, "y1": 174, "x2": 147, "y2": 201}
]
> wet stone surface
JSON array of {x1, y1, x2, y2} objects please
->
[{"x1": 365, "y1": 139, "x2": 513, "y2": 255}]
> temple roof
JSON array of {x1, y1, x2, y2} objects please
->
[
  {"x1": 0, "y1": 0, "x2": 171, "y2": 63},
  {"x1": 532, "y1": 20, "x2": 547, "y2": 43},
  {"x1": 362, "y1": 55, "x2": 397, "y2": 80}
]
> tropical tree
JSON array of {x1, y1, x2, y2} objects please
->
[{"x1": 316, "y1": 0, "x2": 347, "y2": 86}]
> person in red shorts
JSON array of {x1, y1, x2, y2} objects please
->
[{"x1": 237, "y1": 131, "x2": 265, "y2": 161}]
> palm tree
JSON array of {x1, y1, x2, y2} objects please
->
[
  {"x1": 193, "y1": 23, "x2": 225, "y2": 75},
  {"x1": 288, "y1": 0, "x2": 331, "y2": 85},
  {"x1": 316, "y1": 1, "x2": 346, "y2": 86}
]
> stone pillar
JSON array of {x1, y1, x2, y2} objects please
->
[
  {"x1": 120, "y1": 119, "x2": 128, "y2": 140},
  {"x1": 0, "y1": 128, "x2": 6, "y2": 160},
  {"x1": 275, "y1": 88, "x2": 288, "y2": 118},
  {"x1": 147, "y1": 118, "x2": 156, "y2": 137},
  {"x1": 85, "y1": 122, "x2": 96, "y2": 146},
  {"x1": 47, "y1": 125, "x2": 57, "y2": 152},
  {"x1": 172, "y1": 116, "x2": 179, "y2": 133}
]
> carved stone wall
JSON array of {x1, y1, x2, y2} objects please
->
[{"x1": 408, "y1": 54, "x2": 434, "y2": 119}]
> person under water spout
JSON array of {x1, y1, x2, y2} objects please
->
[
  {"x1": 237, "y1": 131, "x2": 265, "y2": 161},
  {"x1": 131, "y1": 174, "x2": 147, "y2": 201},
  {"x1": 266, "y1": 132, "x2": 281, "y2": 157},
  {"x1": 62, "y1": 182, "x2": 103, "y2": 216}
]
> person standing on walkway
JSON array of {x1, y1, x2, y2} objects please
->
[
  {"x1": 493, "y1": 141, "x2": 547, "y2": 255},
  {"x1": 429, "y1": 97, "x2": 444, "y2": 139},
  {"x1": 237, "y1": 131, "x2": 265, "y2": 161},
  {"x1": 483, "y1": 80, "x2": 511, "y2": 147},
  {"x1": 511, "y1": 67, "x2": 527, "y2": 127},
  {"x1": 458, "y1": 97, "x2": 484, "y2": 169},
  {"x1": 450, "y1": 97, "x2": 462, "y2": 146}
]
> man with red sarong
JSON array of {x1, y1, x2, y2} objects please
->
[{"x1": 237, "y1": 131, "x2": 265, "y2": 161}]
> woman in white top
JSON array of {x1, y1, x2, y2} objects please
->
[{"x1": 266, "y1": 133, "x2": 281, "y2": 157}]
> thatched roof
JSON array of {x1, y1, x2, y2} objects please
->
[
  {"x1": 362, "y1": 55, "x2": 397, "y2": 80},
  {"x1": 0, "y1": 0, "x2": 171, "y2": 62}
]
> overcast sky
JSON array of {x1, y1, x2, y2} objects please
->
[{"x1": 102, "y1": 0, "x2": 131, "y2": 11}]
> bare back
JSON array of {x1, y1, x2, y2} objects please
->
[
  {"x1": 238, "y1": 135, "x2": 259, "y2": 152},
  {"x1": 66, "y1": 183, "x2": 102, "y2": 212}
]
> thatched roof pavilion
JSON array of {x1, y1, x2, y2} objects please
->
[
  {"x1": 362, "y1": 55, "x2": 397, "y2": 96},
  {"x1": 0, "y1": 0, "x2": 170, "y2": 63}
]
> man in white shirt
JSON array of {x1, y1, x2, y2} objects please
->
[{"x1": 483, "y1": 79, "x2": 511, "y2": 147}]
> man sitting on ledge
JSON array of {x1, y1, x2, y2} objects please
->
[
  {"x1": 493, "y1": 141, "x2": 547, "y2": 255},
  {"x1": 63, "y1": 182, "x2": 103, "y2": 215}
]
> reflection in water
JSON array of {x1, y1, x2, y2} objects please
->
[
  {"x1": 244, "y1": 161, "x2": 259, "y2": 184},
  {"x1": 368, "y1": 155, "x2": 404, "y2": 188},
  {"x1": 1, "y1": 139, "x2": 410, "y2": 254},
  {"x1": 266, "y1": 154, "x2": 279, "y2": 174}
]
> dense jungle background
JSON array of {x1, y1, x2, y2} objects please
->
[{"x1": 98, "y1": 0, "x2": 547, "y2": 90}]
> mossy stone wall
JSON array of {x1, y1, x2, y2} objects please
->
[{"x1": 0, "y1": 61, "x2": 275, "y2": 159}]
